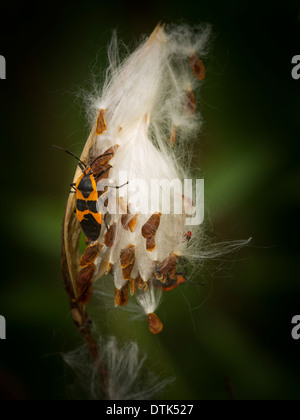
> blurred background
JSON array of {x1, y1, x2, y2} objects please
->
[{"x1": 0, "y1": 0, "x2": 299, "y2": 400}]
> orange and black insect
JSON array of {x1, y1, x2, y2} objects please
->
[{"x1": 53, "y1": 145, "x2": 114, "y2": 242}]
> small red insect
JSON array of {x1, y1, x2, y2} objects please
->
[{"x1": 186, "y1": 231, "x2": 192, "y2": 242}]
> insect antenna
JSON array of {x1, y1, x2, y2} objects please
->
[
  {"x1": 52, "y1": 144, "x2": 86, "y2": 171},
  {"x1": 89, "y1": 152, "x2": 114, "y2": 168}
]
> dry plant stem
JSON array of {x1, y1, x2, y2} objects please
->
[{"x1": 61, "y1": 126, "x2": 108, "y2": 399}]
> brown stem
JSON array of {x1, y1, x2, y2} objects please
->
[
  {"x1": 61, "y1": 207, "x2": 109, "y2": 399},
  {"x1": 59, "y1": 126, "x2": 109, "y2": 399}
]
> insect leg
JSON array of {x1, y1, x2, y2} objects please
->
[
  {"x1": 107, "y1": 181, "x2": 129, "y2": 190},
  {"x1": 94, "y1": 166, "x2": 111, "y2": 181}
]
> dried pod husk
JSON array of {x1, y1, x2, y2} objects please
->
[
  {"x1": 105, "y1": 223, "x2": 117, "y2": 247},
  {"x1": 120, "y1": 245, "x2": 135, "y2": 269},
  {"x1": 184, "y1": 89, "x2": 196, "y2": 115},
  {"x1": 189, "y1": 53, "x2": 205, "y2": 80},
  {"x1": 115, "y1": 284, "x2": 129, "y2": 307},
  {"x1": 141, "y1": 213, "x2": 161, "y2": 239},
  {"x1": 96, "y1": 109, "x2": 107, "y2": 135},
  {"x1": 79, "y1": 243, "x2": 103, "y2": 267},
  {"x1": 147, "y1": 313, "x2": 163, "y2": 334}
]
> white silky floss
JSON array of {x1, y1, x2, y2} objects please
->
[{"x1": 85, "y1": 24, "x2": 211, "y2": 331}]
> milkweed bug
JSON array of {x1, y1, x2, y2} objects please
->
[{"x1": 53, "y1": 144, "x2": 125, "y2": 242}]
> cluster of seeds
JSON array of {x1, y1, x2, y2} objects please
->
[{"x1": 68, "y1": 26, "x2": 207, "y2": 335}]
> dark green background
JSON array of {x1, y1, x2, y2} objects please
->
[{"x1": 0, "y1": 0, "x2": 299, "y2": 400}]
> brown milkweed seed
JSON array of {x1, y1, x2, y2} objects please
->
[
  {"x1": 77, "y1": 284, "x2": 93, "y2": 305},
  {"x1": 142, "y1": 213, "x2": 161, "y2": 239},
  {"x1": 96, "y1": 109, "x2": 107, "y2": 135},
  {"x1": 76, "y1": 264, "x2": 96, "y2": 288},
  {"x1": 184, "y1": 89, "x2": 196, "y2": 115},
  {"x1": 135, "y1": 275, "x2": 148, "y2": 292},
  {"x1": 120, "y1": 244, "x2": 135, "y2": 268},
  {"x1": 147, "y1": 312, "x2": 163, "y2": 334},
  {"x1": 154, "y1": 253, "x2": 177, "y2": 283},
  {"x1": 105, "y1": 223, "x2": 116, "y2": 247},
  {"x1": 129, "y1": 278, "x2": 136, "y2": 296},
  {"x1": 76, "y1": 264, "x2": 95, "y2": 305},
  {"x1": 79, "y1": 243, "x2": 103, "y2": 267},
  {"x1": 146, "y1": 237, "x2": 156, "y2": 252},
  {"x1": 115, "y1": 284, "x2": 129, "y2": 307},
  {"x1": 169, "y1": 126, "x2": 177, "y2": 146},
  {"x1": 189, "y1": 53, "x2": 205, "y2": 81},
  {"x1": 122, "y1": 263, "x2": 134, "y2": 281}
]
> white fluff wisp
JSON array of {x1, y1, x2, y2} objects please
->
[
  {"x1": 74, "y1": 23, "x2": 212, "y2": 334},
  {"x1": 64, "y1": 336, "x2": 173, "y2": 400}
]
